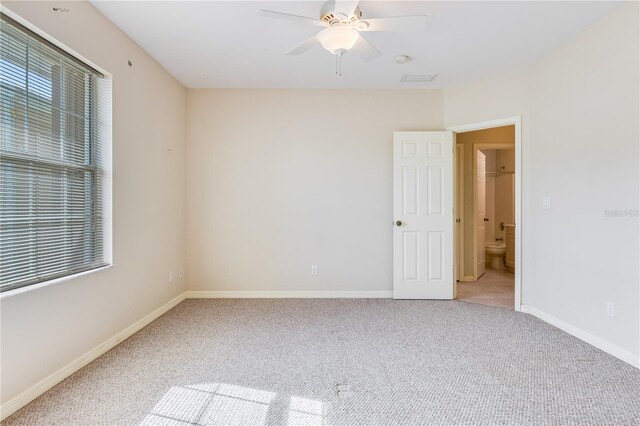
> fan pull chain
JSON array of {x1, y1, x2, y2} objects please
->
[{"x1": 336, "y1": 50, "x2": 344, "y2": 76}]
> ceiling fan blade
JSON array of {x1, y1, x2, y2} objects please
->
[
  {"x1": 352, "y1": 34, "x2": 382, "y2": 62},
  {"x1": 358, "y1": 15, "x2": 428, "y2": 32},
  {"x1": 257, "y1": 10, "x2": 327, "y2": 27},
  {"x1": 285, "y1": 36, "x2": 320, "y2": 56},
  {"x1": 335, "y1": 0, "x2": 360, "y2": 20}
]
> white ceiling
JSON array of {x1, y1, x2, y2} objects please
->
[{"x1": 90, "y1": 1, "x2": 619, "y2": 89}]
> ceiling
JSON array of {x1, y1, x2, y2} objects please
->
[{"x1": 90, "y1": 1, "x2": 619, "y2": 89}]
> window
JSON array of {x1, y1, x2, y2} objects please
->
[{"x1": 0, "y1": 13, "x2": 110, "y2": 293}]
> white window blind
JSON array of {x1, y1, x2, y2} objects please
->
[{"x1": 0, "y1": 13, "x2": 108, "y2": 292}]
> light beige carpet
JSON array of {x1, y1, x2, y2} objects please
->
[{"x1": 3, "y1": 299, "x2": 639, "y2": 425}]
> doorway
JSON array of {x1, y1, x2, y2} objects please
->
[{"x1": 449, "y1": 118, "x2": 522, "y2": 311}]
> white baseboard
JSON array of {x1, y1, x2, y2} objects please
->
[
  {"x1": 520, "y1": 305, "x2": 640, "y2": 369},
  {"x1": 0, "y1": 292, "x2": 187, "y2": 421},
  {"x1": 186, "y1": 290, "x2": 393, "y2": 299}
]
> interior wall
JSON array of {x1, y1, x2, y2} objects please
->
[
  {"x1": 187, "y1": 89, "x2": 443, "y2": 293},
  {"x1": 456, "y1": 127, "x2": 515, "y2": 278},
  {"x1": 0, "y1": 1, "x2": 188, "y2": 405},
  {"x1": 444, "y1": 2, "x2": 639, "y2": 360}
]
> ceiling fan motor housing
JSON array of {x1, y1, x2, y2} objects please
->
[{"x1": 321, "y1": 1, "x2": 362, "y2": 25}]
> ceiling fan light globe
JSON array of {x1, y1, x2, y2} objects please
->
[{"x1": 317, "y1": 26, "x2": 359, "y2": 54}]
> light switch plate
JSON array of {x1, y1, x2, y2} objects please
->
[{"x1": 543, "y1": 196, "x2": 551, "y2": 210}]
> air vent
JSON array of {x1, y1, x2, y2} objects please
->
[{"x1": 400, "y1": 74, "x2": 438, "y2": 83}]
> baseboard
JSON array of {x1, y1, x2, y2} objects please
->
[
  {"x1": 186, "y1": 290, "x2": 393, "y2": 299},
  {"x1": 520, "y1": 305, "x2": 640, "y2": 369},
  {"x1": 0, "y1": 292, "x2": 187, "y2": 421}
]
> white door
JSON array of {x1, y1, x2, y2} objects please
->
[
  {"x1": 393, "y1": 131, "x2": 454, "y2": 299},
  {"x1": 476, "y1": 150, "x2": 486, "y2": 278}
]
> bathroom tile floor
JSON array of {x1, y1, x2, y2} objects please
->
[{"x1": 457, "y1": 268, "x2": 515, "y2": 309}]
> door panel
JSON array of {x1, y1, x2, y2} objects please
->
[
  {"x1": 393, "y1": 131, "x2": 454, "y2": 299},
  {"x1": 476, "y1": 150, "x2": 486, "y2": 278}
]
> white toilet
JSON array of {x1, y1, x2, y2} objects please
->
[{"x1": 485, "y1": 242, "x2": 506, "y2": 270}]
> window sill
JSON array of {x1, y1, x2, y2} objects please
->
[{"x1": 0, "y1": 264, "x2": 114, "y2": 300}]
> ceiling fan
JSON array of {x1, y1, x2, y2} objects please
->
[{"x1": 257, "y1": 1, "x2": 427, "y2": 76}]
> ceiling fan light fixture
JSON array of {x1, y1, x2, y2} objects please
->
[{"x1": 317, "y1": 26, "x2": 359, "y2": 54}]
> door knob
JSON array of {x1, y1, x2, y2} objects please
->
[
  {"x1": 395, "y1": 220, "x2": 402, "y2": 227},
  {"x1": 484, "y1": 218, "x2": 490, "y2": 222}
]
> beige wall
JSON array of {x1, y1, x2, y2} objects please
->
[
  {"x1": 187, "y1": 89, "x2": 443, "y2": 293},
  {"x1": 445, "y1": 2, "x2": 639, "y2": 359},
  {"x1": 457, "y1": 126, "x2": 515, "y2": 277},
  {"x1": 0, "y1": 1, "x2": 188, "y2": 404}
]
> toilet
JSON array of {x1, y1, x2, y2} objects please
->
[{"x1": 485, "y1": 242, "x2": 506, "y2": 270}]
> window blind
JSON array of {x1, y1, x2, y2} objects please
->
[{"x1": 0, "y1": 13, "x2": 108, "y2": 292}]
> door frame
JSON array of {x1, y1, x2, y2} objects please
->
[
  {"x1": 447, "y1": 117, "x2": 522, "y2": 312},
  {"x1": 455, "y1": 143, "x2": 465, "y2": 281}
]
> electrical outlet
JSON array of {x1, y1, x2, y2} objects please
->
[
  {"x1": 311, "y1": 265, "x2": 318, "y2": 276},
  {"x1": 169, "y1": 271, "x2": 174, "y2": 283},
  {"x1": 178, "y1": 268, "x2": 183, "y2": 279},
  {"x1": 606, "y1": 301, "x2": 615, "y2": 318},
  {"x1": 543, "y1": 196, "x2": 551, "y2": 210}
]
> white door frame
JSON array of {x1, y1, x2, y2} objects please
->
[
  {"x1": 447, "y1": 117, "x2": 523, "y2": 312},
  {"x1": 455, "y1": 144, "x2": 464, "y2": 281}
]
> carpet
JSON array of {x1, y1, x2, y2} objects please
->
[{"x1": 3, "y1": 299, "x2": 639, "y2": 425}]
